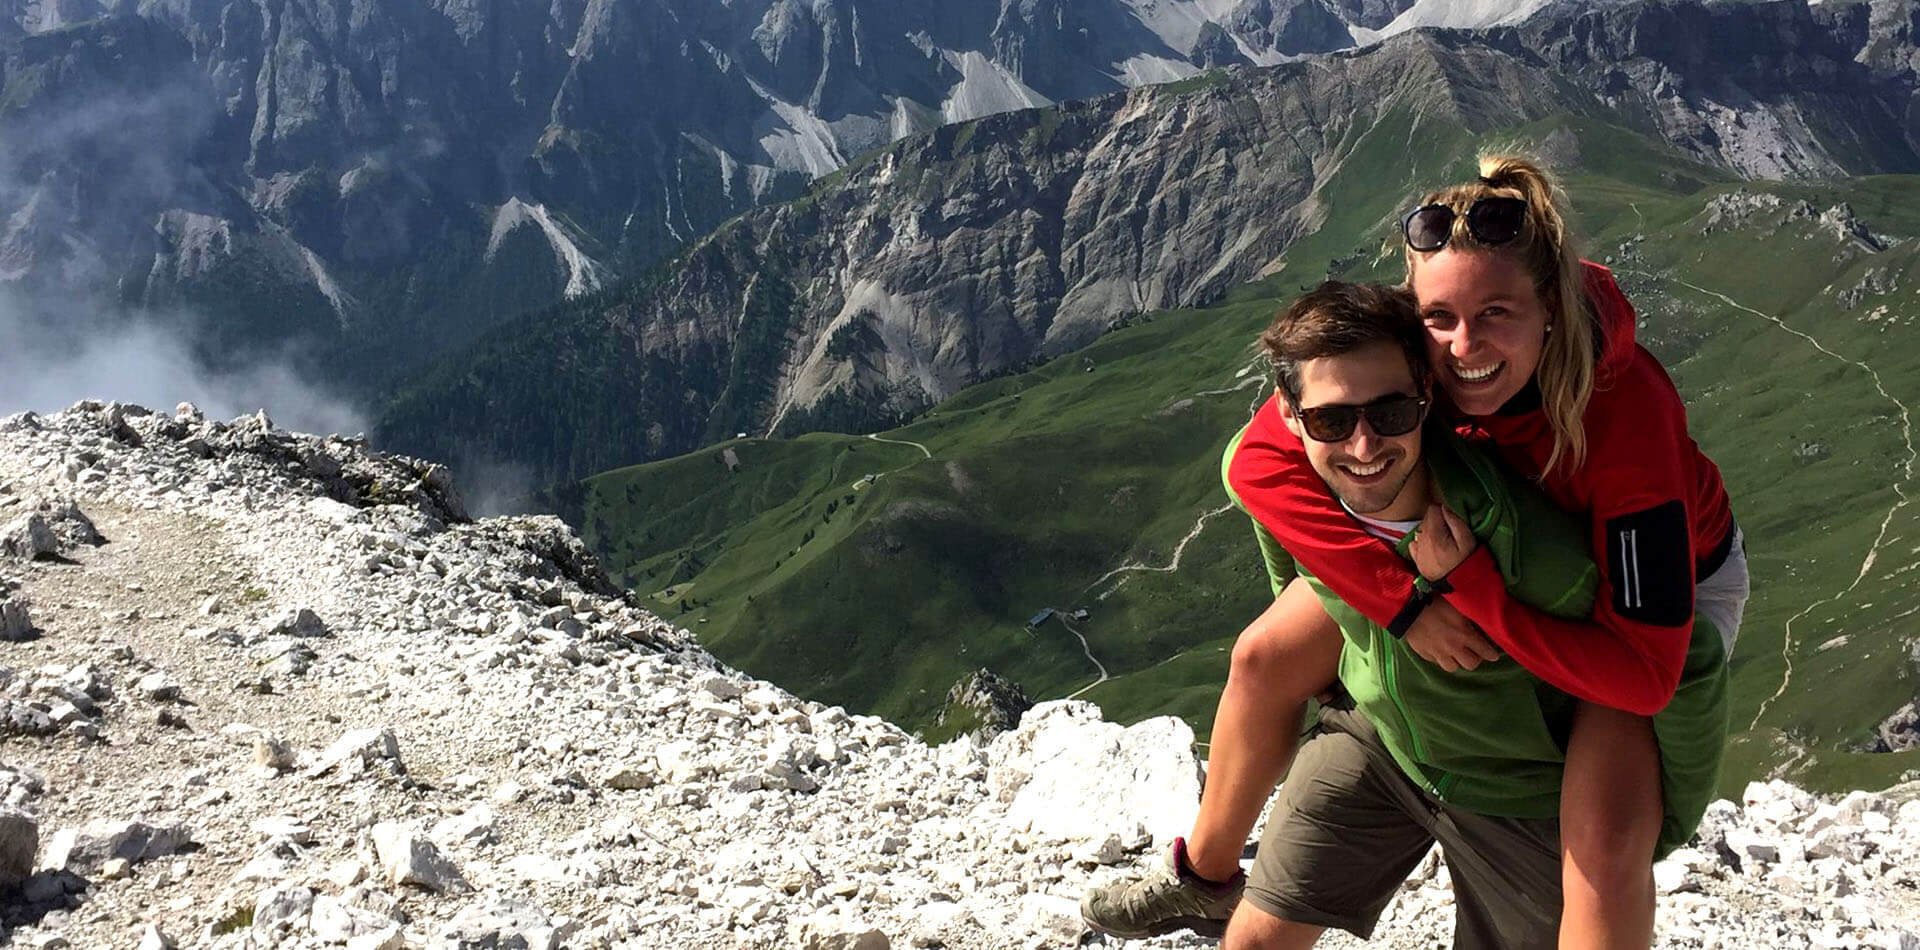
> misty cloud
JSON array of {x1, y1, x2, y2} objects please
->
[
  {"x1": 0, "y1": 25, "x2": 367, "y2": 443},
  {"x1": 0, "y1": 288, "x2": 367, "y2": 438},
  {"x1": 456, "y1": 455, "x2": 542, "y2": 518},
  {"x1": 0, "y1": 21, "x2": 221, "y2": 290}
]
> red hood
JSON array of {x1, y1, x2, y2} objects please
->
[{"x1": 1581, "y1": 261, "x2": 1638, "y2": 378}]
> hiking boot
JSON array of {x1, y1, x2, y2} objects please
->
[{"x1": 1080, "y1": 837, "x2": 1245, "y2": 939}]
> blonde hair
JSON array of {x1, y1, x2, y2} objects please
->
[{"x1": 1405, "y1": 153, "x2": 1597, "y2": 478}]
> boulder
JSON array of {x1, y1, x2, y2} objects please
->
[
  {"x1": 438, "y1": 896, "x2": 579, "y2": 949},
  {"x1": 263, "y1": 607, "x2": 331, "y2": 639},
  {"x1": 40, "y1": 819, "x2": 188, "y2": 875},
  {"x1": 306, "y1": 728, "x2": 404, "y2": 779},
  {"x1": 0, "y1": 807, "x2": 38, "y2": 885},
  {"x1": 0, "y1": 593, "x2": 34, "y2": 642},
  {"x1": 135, "y1": 924, "x2": 174, "y2": 950},
  {"x1": 369, "y1": 822, "x2": 468, "y2": 893},
  {"x1": 135, "y1": 672, "x2": 180, "y2": 701},
  {"x1": 0, "y1": 514, "x2": 58, "y2": 561},
  {"x1": 988, "y1": 701, "x2": 1203, "y2": 847},
  {"x1": 252, "y1": 883, "x2": 315, "y2": 936},
  {"x1": 308, "y1": 893, "x2": 402, "y2": 944},
  {"x1": 429, "y1": 805, "x2": 497, "y2": 846},
  {"x1": 791, "y1": 911, "x2": 890, "y2": 950},
  {"x1": 602, "y1": 763, "x2": 655, "y2": 790}
]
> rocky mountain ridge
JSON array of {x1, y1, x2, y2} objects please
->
[
  {"x1": 380, "y1": 0, "x2": 1920, "y2": 484},
  {"x1": 0, "y1": 401, "x2": 1916, "y2": 948},
  {"x1": 0, "y1": 0, "x2": 1449, "y2": 391}
]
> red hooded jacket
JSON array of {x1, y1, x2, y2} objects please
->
[{"x1": 1226, "y1": 263, "x2": 1734, "y2": 716}]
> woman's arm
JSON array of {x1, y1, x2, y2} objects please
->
[{"x1": 1437, "y1": 379, "x2": 1698, "y2": 716}]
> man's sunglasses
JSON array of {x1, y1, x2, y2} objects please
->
[
  {"x1": 1402, "y1": 196, "x2": 1528, "y2": 253},
  {"x1": 1295, "y1": 394, "x2": 1429, "y2": 443}
]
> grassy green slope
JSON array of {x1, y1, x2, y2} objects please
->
[
  {"x1": 581, "y1": 117, "x2": 1920, "y2": 795},
  {"x1": 1595, "y1": 177, "x2": 1920, "y2": 792}
]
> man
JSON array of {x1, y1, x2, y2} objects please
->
[{"x1": 1084, "y1": 281, "x2": 1635, "y2": 947}]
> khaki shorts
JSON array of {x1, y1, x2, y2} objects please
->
[{"x1": 1246, "y1": 708, "x2": 1563, "y2": 948}]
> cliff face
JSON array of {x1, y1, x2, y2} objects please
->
[
  {"x1": 379, "y1": 0, "x2": 1920, "y2": 483},
  {"x1": 1519, "y1": 0, "x2": 1920, "y2": 177},
  {"x1": 0, "y1": 0, "x2": 1421, "y2": 391}
]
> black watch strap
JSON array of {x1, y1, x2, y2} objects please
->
[{"x1": 1386, "y1": 575, "x2": 1455, "y2": 639}]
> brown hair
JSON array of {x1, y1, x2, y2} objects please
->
[
  {"x1": 1262, "y1": 281, "x2": 1429, "y2": 404},
  {"x1": 1404, "y1": 153, "x2": 1598, "y2": 477}
]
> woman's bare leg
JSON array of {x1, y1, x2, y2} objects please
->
[
  {"x1": 1185, "y1": 576, "x2": 1343, "y2": 882},
  {"x1": 1559, "y1": 701, "x2": 1662, "y2": 949},
  {"x1": 1224, "y1": 899, "x2": 1326, "y2": 950}
]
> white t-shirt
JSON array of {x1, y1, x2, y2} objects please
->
[{"x1": 1343, "y1": 503, "x2": 1420, "y2": 543}]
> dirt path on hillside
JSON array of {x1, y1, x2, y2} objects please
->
[{"x1": 1627, "y1": 271, "x2": 1918, "y2": 734}]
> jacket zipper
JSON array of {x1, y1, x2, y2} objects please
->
[{"x1": 1379, "y1": 631, "x2": 1438, "y2": 794}]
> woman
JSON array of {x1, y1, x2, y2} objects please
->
[{"x1": 1082, "y1": 155, "x2": 1747, "y2": 948}]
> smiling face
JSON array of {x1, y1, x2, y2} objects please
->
[
  {"x1": 1410, "y1": 248, "x2": 1552, "y2": 416},
  {"x1": 1279, "y1": 339, "x2": 1429, "y2": 519}
]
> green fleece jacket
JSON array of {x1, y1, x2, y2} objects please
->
[{"x1": 1222, "y1": 424, "x2": 1728, "y2": 854}]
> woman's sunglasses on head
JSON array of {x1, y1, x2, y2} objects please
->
[
  {"x1": 1402, "y1": 196, "x2": 1528, "y2": 253},
  {"x1": 1296, "y1": 394, "x2": 1429, "y2": 443}
]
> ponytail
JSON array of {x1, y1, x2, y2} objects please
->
[{"x1": 1406, "y1": 154, "x2": 1597, "y2": 477}]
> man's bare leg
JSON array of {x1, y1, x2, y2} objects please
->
[
  {"x1": 1185, "y1": 577, "x2": 1343, "y2": 882},
  {"x1": 1223, "y1": 899, "x2": 1325, "y2": 950},
  {"x1": 1559, "y1": 701, "x2": 1661, "y2": 949}
]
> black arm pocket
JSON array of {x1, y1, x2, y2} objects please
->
[{"x1": 1606, "y1": 500, "x2": 1692, "y2": 626}]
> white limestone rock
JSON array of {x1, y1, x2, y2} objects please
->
[
  {"x1": 252, "y1": 816, "x2": 313, "y2": 845},
  {"x1": 430, "y1": 806, "x2": 497, "y2": 846},
  {"x1": 988, "y1": 701, "x2": 1202, "y2": 847},
  {"x1": 438, "y1": 895, "x2": 579, "y2": 949},
  {"x1": 251, "y1": 883, "x2": 315, "y2": 937},
  {"x1": 369, "y1": 822, "x2": 469, "y2": 893},
  {"x1": 309, "y1": 892, "x2": 402, "y2": 944},
  {"x1": 306, "y1": 728, "x2": 405, "y2": 780},
  {"x1": 40, "y1": 819, "x2": 188, "y2": 874},
  {"x1": 317, "y1": 859, "x2": 368, "y2": 891},
  {"x1": 135, "y1": 672, "x2": 180, "y2": 702},
  {"x1": 1725, "y1": 828, "x2": 1781, "y2": 867},
  {"x1": 791, "y1": 910, "x2": 890, "y2": 950},
  {"x1": 1654, "y1": 858, "x2": 1696, "y2": 894}
]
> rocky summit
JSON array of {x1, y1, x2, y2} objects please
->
[{"x1": 0, "y1": 401, "x2": 1916, "y2": 949}]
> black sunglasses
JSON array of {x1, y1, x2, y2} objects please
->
[
  {"x1": 1295, "y1": 394, "x2": 1429, "y2": 443},
  {"x1": 1402, "y1": 196, "x2": 1528, "y2": 252}
]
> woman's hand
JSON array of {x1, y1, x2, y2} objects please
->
[
  {"x1": 1409, "y1": 503, "x2": 1477, "y2": 582},
  {"x1": 1404, "y1": 600, "x2": 1500, "y2": 672}
]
